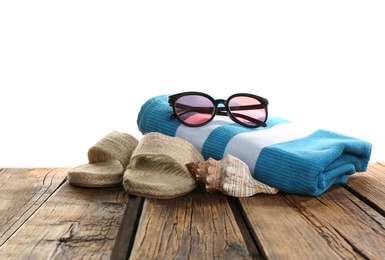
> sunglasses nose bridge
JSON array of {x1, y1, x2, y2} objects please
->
[
  {"x1": 214, "y1": 99, "x2": 227, "y2": 106},
  {"x1": 213, "y1": 99, "x2": 228, "y2": 114}
]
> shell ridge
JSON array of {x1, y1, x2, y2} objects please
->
[{"x1": 186, "y1": 154, "x2": 278, "y2": 197}]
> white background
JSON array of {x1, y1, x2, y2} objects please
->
[{"x1": 1, "y1": 1, "x2": 384, "y2": 167}]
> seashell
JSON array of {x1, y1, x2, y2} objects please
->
[{"x1": 186, "y1": 154, "x2": 278, "y2": 197}]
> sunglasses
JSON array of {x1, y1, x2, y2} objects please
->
[{"x1": 168, "y1": 92, "x2": 269, "y2": 128}]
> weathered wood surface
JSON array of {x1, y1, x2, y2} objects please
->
[
  {"x1": 1, "y1": 162, "x2": 385, "y2": 259},
  {"x1": 126, "y1": 162, "x2": 385, "y2": 260},
  {"x1": 0, "y1": 168, "x2": 131, "y2": 259},
  {"x1": 0, "y1": 168, "x2": 67, "y2": 246},
  {"x1": 238, "y1": 162, "x2": 385, "y2": 260},
  {"x1": 345, "y1": 162, "x2": 385, "y2": 212},
  {"x1": 129, "y1": 185, "x2": 255, "y2": 260},
  {"x1": 240, "y1": 186, "x2": 385, "y2": 259}
]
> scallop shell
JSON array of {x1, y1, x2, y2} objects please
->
[{"x1": 186, "y1": 154, "x2": 278, "y2": 197}]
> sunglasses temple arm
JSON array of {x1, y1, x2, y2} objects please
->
[
  {"x1": 216, "y1": 108, "x2": 267, "y2": 127},
  {"x1": 234, "y1": 113, "x2": 267, "y2": 126},
  {"x1": 173, "y1": 104, "x2": 264, "y2": 114},
  {"x1": 227, "y1": 104, "x2": 266, "y2": 110},
  {"x1": 171, "y1": 104, "x2": 215, "y2": 117}
]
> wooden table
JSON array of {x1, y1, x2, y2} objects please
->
[{"x1": 1, "y1": 162, "x2": 385, "y2": 259}]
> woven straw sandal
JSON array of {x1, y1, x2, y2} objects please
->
[
  {"x1": 67, "y1": 131, "x2": 139, "y2": 188},
  {"x1": 123, "y1": 132, "x2": 204, "y2": 199}
]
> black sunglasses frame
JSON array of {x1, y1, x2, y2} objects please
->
[{"x1": 168, "y1": 91, "x2": 269, "y2": 128}]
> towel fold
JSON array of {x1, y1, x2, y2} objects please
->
[{"x1": 137, "y1": 94, "x2": 372, "y2": 196}]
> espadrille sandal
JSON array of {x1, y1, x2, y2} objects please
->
[
  {"x1": 67, "y1": 131, "x2": 139, "y2": 187},
  {"x1": 123, "y1": 132, "x2": 204, "y2": 199}
]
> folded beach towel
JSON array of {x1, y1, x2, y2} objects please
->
[{"x1": 137, "y1": 94, "x2": 372, "y2": 196}]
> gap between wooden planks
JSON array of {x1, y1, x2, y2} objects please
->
[
  {"x1": 119, "y1": 162, "x2": 385, "y2": 259},
  {"x1": 238, "y1": 162, "x2": 385, "y2": 259},
  {"x1": 1, "y1": 161, "x2": 385, "y2": 259},
  {"x1": 0, "y1": 168, "x2": 134, "y2": 259}
]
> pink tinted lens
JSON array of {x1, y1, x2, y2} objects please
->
[
  {"x1": 175, "y1": 95, "x2": 215, "y2": 125},
  {"x1": 228, "y1": 96, "x2": 266, "y2": 127}
]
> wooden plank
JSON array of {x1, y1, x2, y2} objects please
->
[
  {"x1": 239, "y1": 193, "x2": 342, "y2": 259},
  {"x1": 111, "y1": 195, "x2": 144, "y2": 260},
  {"x1": 303, "y1": 187, "x2": 385, "y2": 259},
  {"x1": 129, "y1": 185, "x2": 255, "y2": 259},
  {"x1": 346, "y1": 163, "x2": 385, "y2": 212},
  {"x1": 0, "y1": 168, "x2": 67, "y2": 245},
  {"x1": 239, "y1": 185, "x2": 385, "y2": 259},
  {"x1": 0, "y1": 180, "x2": 131, "y2": 259}
]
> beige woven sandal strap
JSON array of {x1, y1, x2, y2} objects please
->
[
  {"x1": 129, "y1": 132, "x2": 204, "y2": 169},
  {"x1": 88, "y1": 131, "x2": 139, "y2": 167}
]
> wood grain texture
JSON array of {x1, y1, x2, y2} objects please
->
[
  {"x1": 111, "y1": 194, "x2": 144, "y2": 260},
  {"x1": 2, "y1": 162, "x2": 385, "y2": 259},
  {"x1": 129, "y1": 185, "x2": 254, "y2": 260},
  {"x1": 0, "y1": 181, "x2": 129, "y2": 259},
  {"x1": 239, "y1": 193, "x2": 342, "y2": 259},
  {"x1": 345, "y1": 162, "x2": 385, "y2": 212},
  {"x1": 239, "y1": 182, "x2": 385, "y2": 259},
  {"x1": 294, "y1": 186, "x2": 385, "y2": 259},
  {"x1": 0, "y1": 168, "x2": 68, "y2": 245}
]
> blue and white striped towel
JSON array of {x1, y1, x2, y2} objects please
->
[{"x1": 137, "y1": 94, "x2": 372, "y2": 196}]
